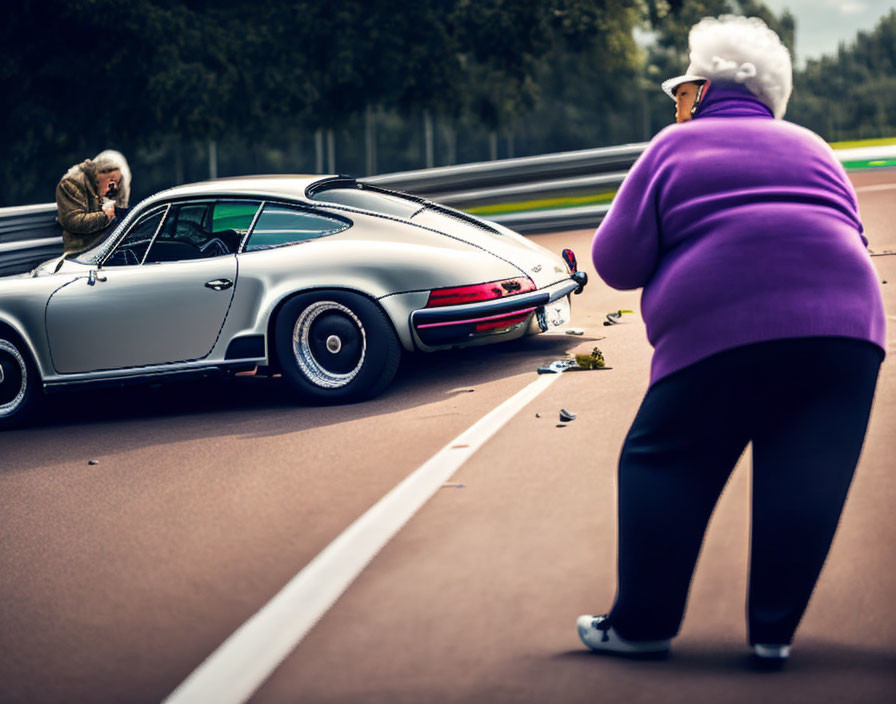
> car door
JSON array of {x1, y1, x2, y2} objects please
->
[{"x1": 45, "y1": 200, "x2": 260, "y2": 374}]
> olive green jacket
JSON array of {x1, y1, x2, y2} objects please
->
[{"x1": 55, "y1": 160, "x2": 111, "y2": 254}]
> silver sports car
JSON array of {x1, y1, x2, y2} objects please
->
[{"x1": 0, "y1": 175, "x2": 587, "y2": 426}]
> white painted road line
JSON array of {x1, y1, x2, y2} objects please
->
[{"x1": 163, "y1": 372, "x2": 561, "y2": 704}]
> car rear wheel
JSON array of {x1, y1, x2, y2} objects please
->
[
  {"x1": 275, "y1": 291, "x2": 401, "y2": 402},
  {"x1": 0, "y1": 337, "x2": 40, "y2": 429}
]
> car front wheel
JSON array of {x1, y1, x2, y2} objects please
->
[
  {"x1": 0, "y1": 337, "x2": 40, "y2": 429},
  {"x1": 274, "y1": 291, "x2": 401, "y2": 403}
]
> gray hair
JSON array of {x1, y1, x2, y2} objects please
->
[
  {"x1": 93, "y1": 149, "x2": 131, "y2": 207},
  {"x1": 686, "y1": 15, "x2": 793, "y2": 119}
]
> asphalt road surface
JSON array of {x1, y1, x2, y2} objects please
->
[{"x1": 1, "y1": 168, "x2": 894, "y2": 704}]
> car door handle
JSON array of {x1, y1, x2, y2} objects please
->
[{"x1": 205, "y1": 279, "x2": 233, "y2": 291}]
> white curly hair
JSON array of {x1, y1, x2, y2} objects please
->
[
  {"x1": 685, "y1": 15, "x2": 793, "y2": 119},
  {"x1": 663, "y1": 15, "x2": 793, "y2": 119}
]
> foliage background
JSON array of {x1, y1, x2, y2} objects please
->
[{"x1": 2, "y1": 0, "x2": 893, "y2": 206}]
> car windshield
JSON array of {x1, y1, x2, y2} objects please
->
[
  {"x1": 72, "y1": 222, "x2": 127, "y2": 265},
  {"x1": 309, "y1": 184, "x2": 423, "y2": 219}
]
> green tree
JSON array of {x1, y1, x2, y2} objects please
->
[
  {"x1": 1, "y1": 0, "x2": 648, "y2": 205},
  {"x1": 788, "y1": 9, "x2": 896, "y2": 141}
]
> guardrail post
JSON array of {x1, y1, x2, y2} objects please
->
[
  {"x1": 315, "y1": 129, "x2": 324, "y2": 173},
  {"x1": 208, "y1": 139, "x2": 218, "y2": 179},
  {"x1": 366, "y1": 106, "x2": 377, "y2": 176},
  {"x1": 424, "y1": 110, "x2": 434, "y2": 169},
  {"x1": 326, "y1": 129, "x2": 336, "y2": 173}
]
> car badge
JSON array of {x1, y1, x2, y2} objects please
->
[{"x1": 531, "y1": 265, "x2": 542, "y2": 273}]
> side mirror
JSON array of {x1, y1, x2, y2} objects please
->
[{"x1": 87, "y1": 270, "x2": 107, "y2": 286}]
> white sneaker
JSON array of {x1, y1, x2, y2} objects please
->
[
  {"x1": 577, "y1": 615, "x2": 671, "y2": 656},
  {"x1": 753, "y1": 643, "x2": 790, "y2": 659}
]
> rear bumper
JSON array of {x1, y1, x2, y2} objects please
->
[{"x1": 410, "y1": 275, "x2": 585, "y2": 347}]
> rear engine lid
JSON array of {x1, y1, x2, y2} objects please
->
[
  {"x1": 408, "y1": 206, "x2": 569, "y2": 288},
  {"x1": 307, "y1": 179, "x2": 570, "y2": 289}
]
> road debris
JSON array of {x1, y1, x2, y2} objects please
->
[
  {"x1": 537, "y1": 359, "x2": 579, "y2": 374},
  {"x1": 574, "y1": 347, "x2": 606, "y2": 370},
  {"x1": 535, "y1": 412, "x2": 542, "y2": 418},
  {"x1": 556, "y1": 424, "x2": 567, "y2": 428},
  {"x1": 604, "y1": 309, "x2": 634, "y2": 326},
  {"x1": 565, "y1": 328, "x2": 585, "y2": 335},
  {"x1": 538, "y1": 347, "x2": 612, "y2": 374},
  {"x1": 88, "y1": 460, "x2": 99, "y2": 466},
  {"x1": 559, "y1": 409, "x2": 577, "y2": 422}
]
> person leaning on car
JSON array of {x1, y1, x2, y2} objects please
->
[{"x1": 55, "y1": 149, "x2": 131, "y2": 254}]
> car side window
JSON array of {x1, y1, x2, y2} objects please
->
[
  {"x1": 245, "y1": 205, "x2": 350, "y2": 252},
  {"x1": 144, "y1": 200, "x2": 260, "y2": 263},
  {"x1": 212, "y1": 201, "x2": 259, "y2": 237},
  {"x1": 104, "y1": 209, "x2": 166, "y2": 266}
]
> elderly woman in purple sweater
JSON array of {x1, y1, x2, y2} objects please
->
[{"x1": 578, "y1": 16, "x2": 885, "y2": 663}]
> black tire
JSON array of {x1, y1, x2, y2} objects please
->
[
  {"x1": 274, "y1": 291, "x2": 401, "y2": 403},
  {"x1": 0, "y1": 336, "x2": 41, "y2": 429}
]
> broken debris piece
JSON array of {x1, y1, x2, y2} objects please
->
[
  {"x1": 88, "y1": 460, "x2": 99, "y2": 466},
  {"x1": 604, "y1": 309, "x2": 634, "y2": 326},
  {"x1": 559, "y1": 409, "x2": 577, "y2": 422},
  {"x1": 565, "y1": 328, "x2": 585, "y2": 336}
]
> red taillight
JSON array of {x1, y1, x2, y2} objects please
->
[
  {"x1": 426, "y1": 277, "x2": 535, "y2": 308},
  {"x1": 474, "y1": 311, "x2": 533, "y2": 332}
]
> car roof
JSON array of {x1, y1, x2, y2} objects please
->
[{"x1": 143, "y1": 174, "x2": 339, "y2": 205}]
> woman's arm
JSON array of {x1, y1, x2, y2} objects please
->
[{"x1": 591, "y1": 141, "x2": 666, "y2": 290}]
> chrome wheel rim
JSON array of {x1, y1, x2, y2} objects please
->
[
  {"x1": 293, "y1": 301, "x2": 366, "y2": 389},
  {"x1": 0, "y1": 340, "x2": 27, "y2": 418}
]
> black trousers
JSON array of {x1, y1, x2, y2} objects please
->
[{"x1": 607, "y1": 337, "x2": 883, "y2": 645}]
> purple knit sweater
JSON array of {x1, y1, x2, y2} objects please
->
[{"x1": 592, "y1": 84, "x2": 886, "y2": 386}]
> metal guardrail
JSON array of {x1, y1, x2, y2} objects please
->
[
  {"x1": 3, "y1": 140, "x2": 893, "y2": 276},
  {"x1": 0, "y1": 143, "x2": 646, "y2": 276},
  {"x1": 0, "y1": 204, "x2": 63, "y2": 277},
  {"x1": 364, "y1": 143, "x2": 645, "y2": 196},
  {"x1": 364, "y1": 142, "x2": 645, "y2": 234}
]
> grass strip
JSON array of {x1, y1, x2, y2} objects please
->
[
  {"x1": 830, "y1": 136, "x2": 896, "y2": 150},
  {"x1": 841, "y1": 158, "x2": 896, "y2": 170},
  {"x1": 466, "y1": 191, "x2": 616, "y2": 216}
]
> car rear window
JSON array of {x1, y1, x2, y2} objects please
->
[
  {"x1": 309, "y1": 185, "x2": 422, "y2": 219},
  {"x1": 245, "y1": 205, "x2": 349, "y2": 251}
]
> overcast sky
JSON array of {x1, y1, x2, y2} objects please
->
[{"x1": 762, "y1": 0, "x2": 895, "y2": 64}]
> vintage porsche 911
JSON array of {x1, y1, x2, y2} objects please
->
[{"x1": 0, "y1": 175, "x2": 587, "y2": 426}]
